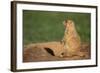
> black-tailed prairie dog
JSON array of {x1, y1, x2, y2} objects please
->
[{"x1": 61, "y1": 19, "x2": 84, "y2": 57}]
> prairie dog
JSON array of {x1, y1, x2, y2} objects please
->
[{"x1": 61, "y1": 19, "x2": 82, "y2": 57}]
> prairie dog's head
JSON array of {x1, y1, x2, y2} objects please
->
[
  {"x1": 63, "y1": 19, "x2": 75, "y2": 28},
  {"x1": 63, "y1": 19, "x2": 76, "y2": 32}
]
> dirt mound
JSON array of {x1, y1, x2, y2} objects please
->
[{"x1": 23, "y1": 42, "x2": 90, "y2": 62}]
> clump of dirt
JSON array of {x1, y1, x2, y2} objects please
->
[{"x1": 23, "y1": 42, "x2": 90, "y2": 62}]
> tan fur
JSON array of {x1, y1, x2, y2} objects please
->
[{"x1": 61, "y1": 19, "x2": 83, "y2": 57}]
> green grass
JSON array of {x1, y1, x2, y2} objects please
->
[{"x1": 23, "y1": 10, "x2": 91, "y2": 45}]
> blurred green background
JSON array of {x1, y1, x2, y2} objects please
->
[{"x1": 23, "y1": 10, "x2": 91, "y2": 45}]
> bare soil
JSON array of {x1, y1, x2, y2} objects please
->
[{"x1": 23, "y1": 41, "x2": 90, "y2": 62}]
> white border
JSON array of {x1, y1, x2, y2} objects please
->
[{"x1": 16, "y1": 3, "x2": 96, "y2": 69}]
